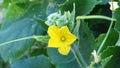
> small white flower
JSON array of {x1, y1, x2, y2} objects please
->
[
  {"x1": 91, "y1": 50, "x2": 100, "y2": 63},
  {"x1": 109, "y1": 2, "x2": 119, "y2": 10}
]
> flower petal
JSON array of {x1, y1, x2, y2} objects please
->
[
  {"x1": 48, "y1": 25, "x2": 59, "y2": 37},
  {"x1": 58, "y1": 26, "x2": 69, "y2": 36},
  {"x1": 48, "y1": 38, "x2": 60, "y2": 48},
  {"x1": 58, "y1": 44, "x2": 71, "y2": 55},
  {"x1": 66, "y1": 32, "x2": 77, "y2": 44}
]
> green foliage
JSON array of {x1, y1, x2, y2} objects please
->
[
  {"x1": 11, "y1": 55, "x2": 52, "y2": 68},
  {"x1": 0, "y1": 0, "x2": 119, "y2": 68}
]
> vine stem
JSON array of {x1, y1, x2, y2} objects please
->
[
  {"x1": 0, "y1": 35, "x2": 43, "y2": 47},
  {"x1": 76, "y1": 15, "x2": 116, "y2": 21},
  {"x1": 97, "y1": 0, "x2": 114, "y2": 54}
]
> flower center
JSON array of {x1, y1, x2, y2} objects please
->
[{"x1": 61, "y1": 36, "x2": 66, "y2": 41}]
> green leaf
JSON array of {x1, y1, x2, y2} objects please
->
[
  {"x1": 100, "y1": 0, "x2": 111, "y2": 4},
  {"x1": 0, "y1": 0, "x2": 11, "y2": 8},
  {"x1": 2, "y1": 1, "x2": 49, "y2": 28},
  {"x1": 2, "y1": 3, "x2": 26, "y2": 22},
  {"x1": 47, "y1": 48, "x2": 75, "y2": 64},
  {"x1": 11, "y1": 55, "x2": 52, "y2": 68},
  {"x1": 35, "y1": 18, "x2": 48, "y2": 30},
  {"x1": 78, "y1": 22, "x2": 96, "y2": 65},
  {"x1": 100, "y1": 46, "x2": 120, "y2": 68},
  {"x1": 114, "y1": 8, "x2": 120, "y2": 32},
  {"x1": 57, "y1": 59, "x2": 79, "y2": 68},
  {"x1": 22, "y1": 1, "x2": 48, "y2": 19},
  {"x1": 96, "y1": 29, "x2": 119, "y2": 52},
  {"x1": 59, "y1": 0, "x2": 99, "y2": 16},
  {"x1": 100, "y1": 55, "x2": 112, "y2": 68},
  {"x1": 29, "y1": 48, "x2": 47, "y2": 57},
  {"x1": 0, "y1": 18, "x2": 45, "y2": 62},
  {"x1": 47, "y1": 48, "x2": 80, "y2": 68}
]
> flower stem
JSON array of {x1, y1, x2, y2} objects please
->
[
  {"x1": 74, "y1": 45, "x2": 88, "y2": 66},
  {"x1": 97, "y1": 0, "x2": 114, "y2": 54},
  {"x1": 71, "y1": 48, "x2": 84, "y2": 68},
  {"x1": 76, "y1": 15, "x2": 116, "y2": 21}
]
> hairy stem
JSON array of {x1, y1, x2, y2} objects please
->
[
  {"x1": 0, "y1": 36, "x2": 34, "y2": 46},
  {"x1": 76, "y1": 15, "x2": 116, "y2": 21}
]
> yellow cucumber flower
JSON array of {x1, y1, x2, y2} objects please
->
[{"x1": 48, "y1": 25, "x2": 76, "y2": 55}]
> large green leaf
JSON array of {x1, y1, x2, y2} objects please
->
[
  {"x1": 0, "y1": 18, "x2": 45, "y2": 62},
  {"x1": 78, "y1": 22, "x2": 96, "y2": 65},
  {"x1": 47, "y1": 48, "x2": 80, "y2": 68},
  {"x1": 59, "y1": 0, "x2": 99, "y2": 16},
  {"x1": 11, "y1": 55, "x2": 52, "y2": 68},
  {"x1": 100, "y1": 46, "x2": 120, "y2": 68}
]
